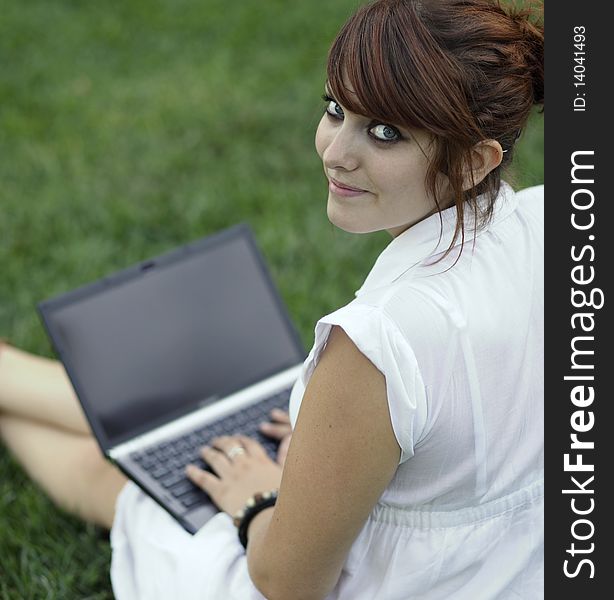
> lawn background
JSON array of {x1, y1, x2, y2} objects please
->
[{"x1": 0, "y1": 0, "x2": 543, "y2": 597}]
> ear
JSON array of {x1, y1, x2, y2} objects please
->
[{"x1": 461, "y1": 140, "x2": 503, "y2": 191}]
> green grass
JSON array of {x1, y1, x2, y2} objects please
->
[{"x1": 0, "y1": 1, "x2": 543, "y2": 597}]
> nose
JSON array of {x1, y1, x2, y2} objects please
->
[{"x1": 321, "y1": 121, "x2": 360, "y2": 173}]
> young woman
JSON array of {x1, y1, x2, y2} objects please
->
[{"x1": 0, "y1": 0, "x2": 544, "y2": 598}]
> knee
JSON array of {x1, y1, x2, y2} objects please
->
[{"x1": 67, "y1": 439, "x2": 125, "y2": 528}]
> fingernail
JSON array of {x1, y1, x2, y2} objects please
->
[{"x1": 259, "y1": 422, "x2": 270, "y2": 429}]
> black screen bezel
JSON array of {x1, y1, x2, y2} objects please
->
[{"x1": 37, "y1": 223, "x2": 306, "y2": 453}]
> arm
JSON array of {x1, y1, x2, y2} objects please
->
[{"x1": 247, "y1": 325, "x2": 402, "y2": 600}]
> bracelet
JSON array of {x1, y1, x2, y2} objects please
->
[{"x1": 233, "y1": 489, "x2": 278, "y2": 549}]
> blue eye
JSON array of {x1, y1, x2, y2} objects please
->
[
  {"x1": 322, "y1": 94, "x2": 344, "y2": 119},
  {"x1": 321, "y1": 93, "x2": 403, "y2": 145},
  {"x1": 370, "y1": 123, "x2": 401, "y2": 143}
]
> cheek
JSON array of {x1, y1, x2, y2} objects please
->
[
  {"x1": 388, "y1": 157, "x2": 430, "y2": 195},
  {"x1": 314, "y1": 116, "x2": 329, "y2": 160}
]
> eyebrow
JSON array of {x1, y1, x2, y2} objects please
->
[{"x1": 322, "y1": 83, "x2": 414, "y2": 137}]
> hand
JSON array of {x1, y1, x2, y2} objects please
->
[
  {"x1": 259, "y1": 408, "x2": 293, "y2": 467},
  {"x1": 185, "y1": 435, "x2": 283, "y2": 517}
]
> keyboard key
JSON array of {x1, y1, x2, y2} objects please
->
[
  {"x1": 181, "y1": 491, "x2": 207, "y2": 508},
  {"x1": 187, "y1": 434, "x2": 202, "y2": 447},
  {"x1": 169, "y1": 457, "x2": 186, "y2": 470},
  {"x1": 140, "y1": 456, "x2": 157, "y2": 470},
  {"x1": 151, "y1": 465, "x2": 170, "y2": 479},
  {"x1": 160, "y1": 472, "x2": 184, "y2": 489},
  {"x1": 170, "y1": 479, "x2": 196, "y2": 498},
  {"x1": 154, "y1": 449, "x2": 168, "y2": 462}
]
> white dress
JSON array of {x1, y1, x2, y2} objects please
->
[{"x1": 111, "y1": 182, "x2": 544, "y2": 599}]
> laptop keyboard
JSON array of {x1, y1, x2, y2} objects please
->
[{"x1": 129, "y1": 387, "x2": 292, "y2": 510}]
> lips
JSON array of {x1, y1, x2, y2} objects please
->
[{"x1": 329, "y1": 177, "x2": 367, "y2": 192}]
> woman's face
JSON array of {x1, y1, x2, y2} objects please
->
[{"x1": 315, "y1": 85, "x2": 444, "y2": 237}]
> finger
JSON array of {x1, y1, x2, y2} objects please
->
[
  {"x1": 210, "y1": 436, "x2": 249, "y2": 460},
  {"x1": 185, "y1": 464, "x2": 221, "y2": 496},
  {"x1": 236, "y1": 435, "x2": 269, "y2": 459},
  {"x1": 259, "y1": 421, "x2": 293, "y2": 440},
  {"x1": 200, "y1": 445, "x2": 232, "y2": 475},
  {"x1": 209, "y1": 434, "x2": 236, "y2": 449},
  {"x1": 270, "y1": 408, "x2": 291, "y2": 423}
]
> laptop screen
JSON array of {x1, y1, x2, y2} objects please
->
[{"x1": 38, "y1": 225, "x2": 305, "y2": 450}]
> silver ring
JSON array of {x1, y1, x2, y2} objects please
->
[{"x1": 226, "y1": 445, "x2": 246, "y2": 459}]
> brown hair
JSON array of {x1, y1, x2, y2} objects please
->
[{"x1": 326, "y1": 0, "x2": 544, "y2": 258}]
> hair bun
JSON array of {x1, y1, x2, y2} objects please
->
[{"x1": 511, "y1": 8, "x2": 544, "y2": 106}]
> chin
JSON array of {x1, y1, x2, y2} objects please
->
[{"x1": 326, "y1": 197, "x2": 379, "y2": 234}]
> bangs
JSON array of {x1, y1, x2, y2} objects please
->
[{"x1": 326, "y1": 0, "x2": 468, "y2": 138}]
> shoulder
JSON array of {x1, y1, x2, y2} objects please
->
[
  {"x1": 352, "y1": 282, "x2": 461, "y2": 349},
  {"x1": 315, "y1": 291, "x2": 451, "y2": 363}
]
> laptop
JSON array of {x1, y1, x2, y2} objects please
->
[{"x1": 37, "y1": 223, "x2": 306, "y2": 533}]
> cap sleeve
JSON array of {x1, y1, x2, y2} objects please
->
[{"x1": 299, "y1": 303, "x2": 428, "y2": 464}]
